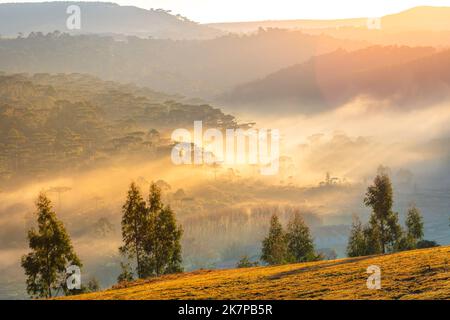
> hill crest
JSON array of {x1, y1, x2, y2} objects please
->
[
  {"x1": 63, "y1": 246, "x2": 450, "y2": 300},
  {"x1": 0, "y1": 1, "x2": 222, "y2": 39}
]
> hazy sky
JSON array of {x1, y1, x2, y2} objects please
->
[{"x1": 2, "y1": 0, "x2": 450, "y2": 22}]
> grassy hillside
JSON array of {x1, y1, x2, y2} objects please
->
[{"x1": 66, "y1": 246, "x2": 450, "y2": 300}]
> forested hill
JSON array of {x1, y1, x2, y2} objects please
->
[
  {"x1": 0, "y1": 30, "x2": 365, "y2": 98},
  {"x1": 219, "y1": 46, "x2": 450, "y2": 114},
  {"x1": 0, "y1": 73, "x2": 239, "y2": 184},
  {"x1": 0, "y1": 2, "x2": 222, "y2": 40}
]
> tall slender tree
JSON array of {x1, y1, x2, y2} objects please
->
[
  {"x1": 405, "y1": 205, "x2": 424, "y2": 245},
  {"x1": 386, "y1": 211, "x2": 403, "y2": 251},
  {"x1": 285, "y1": 213, "x2": 316, "y2": 262},
  {"x1": 363, "y1": 215, "x2": 383, "y2": 255},
  {"x1": 347, "y1": 216, "x2": 367, "y2": 257},
  {"x1": 148, "y1": 206, "x2": 183, "y2": 276},
  {"x1": 119, "y1": 181, "x2": 184, "y2": 279},
  {"x1": 261, "y1": 215, "x2": 287, "y2": 265},
  {"x1": 145, "y1": 182, "x2": 183, "y2": 276},
  {"x1": 148, "y1": 182, "x2": 164, "y2": 214},
  {"x1": 120, "y1": 183, "x2": 148, "y2": 278},
  {"x1": 364, "y1": 172, "x2": 401, "y2": 253},
  {"x1": 21, "y1": 193, "x2": 81, "y2": 298}
]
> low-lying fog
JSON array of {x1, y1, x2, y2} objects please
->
[{"x1": 1, "y1": 96, "x2": 449, "y2": 299}]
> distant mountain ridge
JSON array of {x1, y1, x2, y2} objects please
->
[
  {"x1": 219, "y1": 46, "x2": 450, "y2": 113},
  {"x1": 0, "y1": 2, "x2": 222, "y2": 39},
  {"x1": 0, "y1": 29, "x2": 365, "y2": 98},
  {"x1": 207, "y1": 6, "x2": 450, "y2": 33}
]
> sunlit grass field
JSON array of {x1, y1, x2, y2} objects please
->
[{"x1": 65, "y1": 246, "x2": 450, "y2": 300}]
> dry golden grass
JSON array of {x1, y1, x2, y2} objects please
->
[{"x1": 65, "y1": 246, "x2": 450, "y2": 300}]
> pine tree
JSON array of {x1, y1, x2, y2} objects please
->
[
  {"x1": 148, "y1": 182, "x2": 164, "y2": 214},
  {"x1": 405, "y1": 205, "x2": 424, "y2": 244},
  {"x1": 148, "y1": 206, "x2": 183, "y2": 276},
  {"x1": 286, "y1": 213, "x2": 316, "y2": 262},
  {"x1": 347, "y1": 216, "x2": 367, "y2": 257},
  {"x1": 146, "y1": 183, "x2": 183, "y2": 276},
  {"x1": 396, "y1": 205, "x2": 425, "y2": 251},
  {"x1": 386, "y1": 211, "x2": 403, "y2": 251},
  {"x1": 364, "y1": 172, "x2": 401, "y2": 253},
  {"x1": 363, "y1": 215, "x2": 383, "y2": 255},
  {"x1": 120, "y1": 182, "x2": 148, "y2": 278},
  {"x1": 21, "y1": 193, "x2": 81, "y2": 298},
  {"x1": 261, "y1": 215, "x2": 288, "y2": 265},
  {"x1": 120, "y1": 182, "x2": 184, "y2": 278}
]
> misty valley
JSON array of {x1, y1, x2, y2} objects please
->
[{"x1": 0, "y1": 1, "x2": 449, "y2": 301}]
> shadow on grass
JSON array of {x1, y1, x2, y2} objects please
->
[{"x1": 267, "y1": 255, "x2": 377, "y2": 280}]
